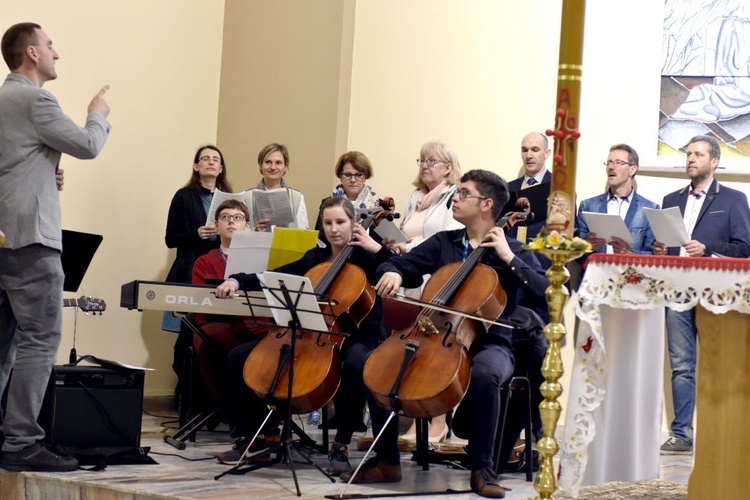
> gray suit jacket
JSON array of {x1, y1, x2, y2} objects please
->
[{"x1": 0, "y1": 73, "x2": 111, "y2": 251}]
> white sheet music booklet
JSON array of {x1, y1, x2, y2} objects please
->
[
  {"x1": 581, "y1": 212, "x2": 634, "y2": 244},
  {"x1": 644, "y1": 207, "x2": 689, "y2": 247}
]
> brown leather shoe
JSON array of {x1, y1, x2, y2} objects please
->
[
  {"x1": 339, "y1": 457, "x2": 402, "y2": 484},
  {"x1": 470, "y1": 468, "x2": 506, "y2": 498}
]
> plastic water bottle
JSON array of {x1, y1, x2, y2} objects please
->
[{"x1": 309, "y1": 409, "x2": 322, "y2": 427}]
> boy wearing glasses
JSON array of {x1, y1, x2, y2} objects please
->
[
  {"x1": 365, "y1": 170, "x2": 548, "y2": 498},
  {"x1": 190, "y1": 200, "x2": 267, "y2": 403},
  {"x1": 576, "y1": 144, "x2": 659, "y2": 254}
]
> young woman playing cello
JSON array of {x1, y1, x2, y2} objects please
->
[
  {"x1": 213, "y1": 197, "x2": 401, "y2": 477},
  {"x1": 370, "y1": 170, "x2": 549, "y2": 498}
]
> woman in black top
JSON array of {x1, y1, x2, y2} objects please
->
[
  {"x1": 164, "y1": 145, "x2": 233, "y2": 403},
  {"x1": 214, "y1": 198, "x2": 401, "y2": 478}
]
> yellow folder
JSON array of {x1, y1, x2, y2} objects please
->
[{"x1": 267, "y1": 228, "x2": 320, "y2": 270}]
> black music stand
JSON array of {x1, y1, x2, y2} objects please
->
[
  {"x1": 61, "y1": 229, "x2": 103, "y2": 293},
  {"x1": 214, "y1": 273, "x2": 346, "y2": 496},
  {"x1": 61, "y1": 230, "x2": 104, "y2": 363}
]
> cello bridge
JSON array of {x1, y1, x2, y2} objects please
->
[{"x1": 417, "y1": 316, "x2": 438, "y2": 335}]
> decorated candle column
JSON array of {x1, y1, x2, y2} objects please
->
[
  {"x1": 545, "y1": 0, "x2": 585, "y2": 239},
  {"x1": 534, "y1": 1, "x2": 588, "y2": 500}
]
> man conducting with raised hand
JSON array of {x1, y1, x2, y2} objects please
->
[{"x1": 0, "y1": 22, "x2": 111, "y2": 472}]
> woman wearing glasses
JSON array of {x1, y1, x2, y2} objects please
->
[
  {"x1": 315, "y1": 151, "x2": 380, "y2": 234},
  {"x1": 244, "y1": 143, "x2": 309, "y2": 231},
  {"x1": 392, "y1": 141, "x2": 463, "y2": 444},
  {"x1": 332, "y1": 151, "x2": 379, "y2": 208},
  {"x1": 165, "y1": 145, "x2": 233, "y2": 311},
  {"x1": 394, "y1": 141, "x2": 463, "y2": 255},
  {"x1": 164, "y1": 145, "x2": 234, "y2": 400}
]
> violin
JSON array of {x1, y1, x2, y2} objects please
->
[
  {"x1": 243, "y1": 198, "x2": 397, "y2": 414},
  {"x1": 363, "y1": 199, "x2": 531, "y2": 419}
]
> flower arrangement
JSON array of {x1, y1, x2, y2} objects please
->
[{"x1": 525, "y1": 229, "x2": 592, "y2": 253}]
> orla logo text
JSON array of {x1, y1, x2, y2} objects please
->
[{"x1": 164, "y1": 295, "x2": 214, "y2": 306}]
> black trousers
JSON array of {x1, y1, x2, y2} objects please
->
[
  {"x1": 333, "y1": 341, "x2": 400, "y2": 464},
  {"x1": 452, "y1": 338, "x2": 515, "y2": 471},
  {"x1": 224, "y1": 338, "x2": 400, "y2": 464}
]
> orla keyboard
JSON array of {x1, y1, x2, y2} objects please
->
[{"x1": 120, "y1": 280, "x2": 272, "y2": 316}]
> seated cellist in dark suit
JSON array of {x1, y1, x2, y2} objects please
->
[{"x1": 372, "y1": 169, "x2": 548, "y2": 498}]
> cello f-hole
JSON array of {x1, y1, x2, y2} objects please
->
[{"x1": 441, "y1": 321, "x2": 455, "y2": 348}]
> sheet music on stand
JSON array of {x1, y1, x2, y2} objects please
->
[{"x1": 257, "y1": 272, "x2": 332, "y2": 332}]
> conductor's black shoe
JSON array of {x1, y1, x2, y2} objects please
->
[{"x1": 0, "y1": 442, "x2": 79, "y2": 472}]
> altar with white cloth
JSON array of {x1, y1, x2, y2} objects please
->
[{"x1": 558, "y1": 253, "x2": 750, "y2": 499}]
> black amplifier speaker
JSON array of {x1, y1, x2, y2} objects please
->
[{"x1": 39, "y1": 365, "x2": 144, "y2": 449}]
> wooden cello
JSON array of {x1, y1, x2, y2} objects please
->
[
  {"x1": 243, "y1": 200, "x2": 397, "y2": 414},
  {"x1": 363, "y1": 199, "x2": 531, "y2": 419}
]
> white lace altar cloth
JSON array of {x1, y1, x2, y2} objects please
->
[{"x1": 558, "y1": 254, "x2": 750, "y2": 497}]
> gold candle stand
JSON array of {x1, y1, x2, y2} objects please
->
[{"x1": 533, "y1": 248, "x2": 584, "y2": 499}]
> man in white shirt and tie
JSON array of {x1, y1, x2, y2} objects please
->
[{"x1": 507, "y1": 132, "x2": 552, "y2": 243}]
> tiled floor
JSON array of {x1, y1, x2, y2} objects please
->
[{"x1": 0, "y1": 409, "x2": 694, "y2": 500}]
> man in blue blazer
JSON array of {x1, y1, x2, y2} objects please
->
[
  {"x1": 577, "y1": 144, "x2": 659, "y2": 254},
  {"x1": 507, "y1": 132, "x2": 552, "y2": 244},
  {"x1": 0, "y1": 23, "x2": 111, "y2": 472},
  {"x1": 653, "y1": 135, "x2": 750, "y2": 454}
]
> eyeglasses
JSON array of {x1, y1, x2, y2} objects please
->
[
  {"x1": 603, "y1": 160, "x2": 632, "y2": 167},
  {"x1": 199, "y1": 156, "x2": 222, "y2": 163},
  {"x1": 456, "y1": 188, "x2": 488, "y2": 201},
  {"x1": 416, "y1": 158, "x2": 445, "y2": 167},
  {"x1": 217, "y1": 214, "x2": 246, "y2": 222},
  {"x1": 341, "y1": 172, "x2": 366, "y2": 180}
]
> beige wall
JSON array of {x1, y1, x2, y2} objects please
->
[
  {"x1": 3, "y1": 1, "x2": 226, "y2": 396},
  {"x1": 217, "y1": 0, "x2": 355, "y2": 217},
  {"x1": 348, "y1": 0, "x2": 563, "y2": 205}
]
